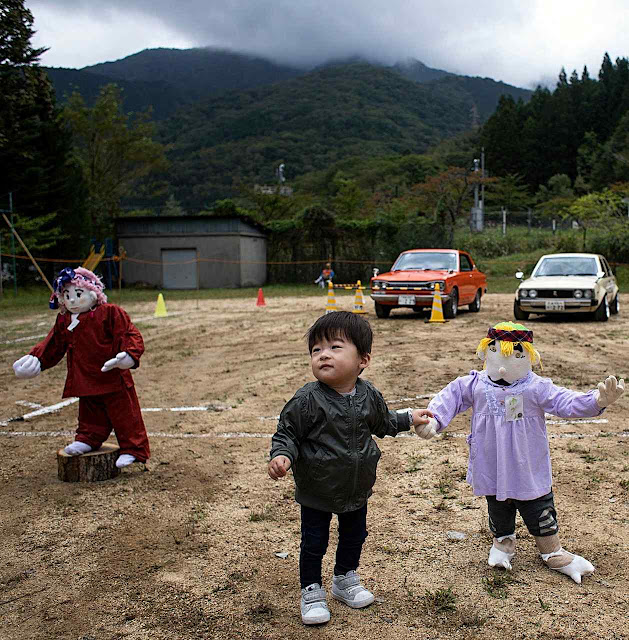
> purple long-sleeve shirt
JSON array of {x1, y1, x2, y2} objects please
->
[{"x1": 428, "y1": 370, "x2": 603, "y2": 501}]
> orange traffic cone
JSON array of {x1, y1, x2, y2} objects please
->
[
  {"x1": 256, "y1": 288, "x2": 266, "y2": 307},
  {"x1": 425, "y1": 283, "x2": 447, "y2": 323},
  {"x1": 325, "y1": 280, "x2": 338, "y2": 314},
  {"x1": 352, "y1": 280, "x2": 367, "y2": 314}
]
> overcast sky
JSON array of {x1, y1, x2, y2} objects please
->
[{"x1": 27, "y1": 0, "x2": 628, "y2": 89}]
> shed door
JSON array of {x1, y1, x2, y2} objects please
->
[{"x1": 162, "y1": 249, "x2": 197, "y2": 289}]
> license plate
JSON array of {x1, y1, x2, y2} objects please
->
[
  {"x1": 398, "y1": 295, "x2": 416, "y2": 306},
  {"x1": 545, "y1": 300, "x2": 565, "y2": 311}
]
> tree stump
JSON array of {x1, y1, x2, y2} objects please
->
[{"x1": 57, "y1": 443, "x2": 121, "y2": 482}]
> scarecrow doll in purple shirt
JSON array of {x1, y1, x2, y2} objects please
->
[{"x1": 415, "y1": 321, "x2": 624, "y2": 584}]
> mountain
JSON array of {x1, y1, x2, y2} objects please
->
[
  {"x1": 44, "y1": 47, "x2": 531, "y2": 122},
  {"x1": 157, "y1": 62, "x2": 488, "y2": 208},
  {"x1": 44, "y1": 67, "x2": 186, "y2": 120}
]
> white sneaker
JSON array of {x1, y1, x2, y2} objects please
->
[
  {"x1": 300, "y1": 584, "x2": 330, "y2": 625},
  {"x1": 332, "y1": 571, "x2": 374, "y2": 609}
]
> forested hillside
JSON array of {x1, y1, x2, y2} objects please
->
[
  {"x1": 157, "y1": 62, "x2": 493, "y2": 207},
  {"x1": 43, "y1": 47, "x2": 531, "y2": 123},
  {"x1": 482, "y1": 54, "x2": 629, "y2": 190}
]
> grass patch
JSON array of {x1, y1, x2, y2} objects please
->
[
  {"x1": 423, "y1": 586, "x2": 457, "y2": 613},
  {"x1": 482, "y1": 571, "x2": 515, "y2": 598}
]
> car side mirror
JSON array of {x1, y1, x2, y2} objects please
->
[
  {"x1": 515, "y1": 271, "x2": 524, "y2": 279},
  {"x1": 596, "y1": 270, "x2": 605, "y2": 278},
  {"x1": 372, "y1": 268, "x2": 379, "y2": 277}
]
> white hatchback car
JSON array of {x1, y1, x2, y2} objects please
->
[{"x1": 514, "y1": 253, "x2": 619, "y2": 322}]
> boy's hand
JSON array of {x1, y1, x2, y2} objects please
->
[
  {"x1": 268, "y1": 455, "x2": 291, "y2": 480},
  {"x1": 411, "y1": 409, "x2": 438, "y2": 439}
]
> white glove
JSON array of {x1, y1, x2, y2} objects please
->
[
  {"x1": 415, "y1": 417, "x2": 438, "y2": 439},
  {"x1": 101, "y1": 351, "x2": 135, "y2": 372},
  {"x1": 13, "y1": 355, "x2": 41, "y2": 379},
  {"x1": 595, "y1": 375, "x2": 625, "y2": 408}
]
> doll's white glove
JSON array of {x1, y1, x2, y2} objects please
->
[
  {"x1": 415, "y1": 417, "x2": 438, "y2": 439},
  {"x1": 101, "y1": 352, "x2": 135, "y2": 372},
  {"x1": 13, "y1": 355, "x2": 41, "y2": 379},
  {"x1": 595, "y1": 375, "x2": 625, "y2": 408}
]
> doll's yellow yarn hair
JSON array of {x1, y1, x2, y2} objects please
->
[{"x1": 476, "y1": 322, "x2": 542, "y2": 369}]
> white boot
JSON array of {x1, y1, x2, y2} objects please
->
[
  {"x1": 116, "y1": 454, "x2": 137, "y2": 468},
  {"x1": 541, "y1": 549, "x2": 595, "y2": 584},
  {"x1": 488, "y1": 534, "x2": 516, "y2": 570},
  {"x1": 64, "y1": 441, "x2": 92, "y2": 456},
  {"x1": 536, "y1": 534, "x2": 594, "y2": 584}
]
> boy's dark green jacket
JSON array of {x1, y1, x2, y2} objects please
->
[{"x1": 270, "y1": 377, "x2": 410, "y2": 513}]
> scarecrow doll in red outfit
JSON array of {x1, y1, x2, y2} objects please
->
[{"x1": 12, "y1": 267, "x2": 150, "y2": 468}]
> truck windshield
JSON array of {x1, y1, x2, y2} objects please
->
[
  {"x1": 534, "y1": 257, "x2": 597, "y2": 277},
  {"x1": 392, "y1": 252, "x2": 458, "y2": 271}
]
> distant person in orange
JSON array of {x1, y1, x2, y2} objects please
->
[{"x1": 314, "y1": 262, "x2": 335, "y2": 288}]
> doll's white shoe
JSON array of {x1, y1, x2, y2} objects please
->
[
  {"x1": 542, "y1": 550, "x2": 594, "y2": 584},
  {"x1": 64, "y1": 441, "x2": 92, "y2": 456},
  {"x1": 116, "y1": 454, "x2": 137, "y2": 468},
  {"x1": 488, "y1": 534, "x2": 516, "y2": 570}
]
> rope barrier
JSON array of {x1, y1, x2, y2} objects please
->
[{"x1": 2, "y1": 251, "x2": 629, "y2": 269}]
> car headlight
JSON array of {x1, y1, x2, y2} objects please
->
[
  {"x1": 520, "y1": 289, "x2": 529, "y2": 298},
  {"x1": 584, "y1": 289, "x2": 593, "y2": 299},
  {"x1": 528, "y1": 289, "x2": 537, "y2": 298},
  {"x1": 430, "y1": 281, "x2": 445, "y2": 290},
  {"x1": 574, "y1": 289, "x2": 583, "y2": 298},
  {"x1": 381, "y1": 282, "x2": 388, "y2": 290}
]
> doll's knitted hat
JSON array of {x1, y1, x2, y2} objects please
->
[
  {"x1": 477, "y1": 321, "x2": 541, "y2": 367},
  {"x1": 486, "y1": 322, "x2": 533, "y2": 343},
  {"x1": 49, "y1": 267, "x2": 107, "y2": 310}
]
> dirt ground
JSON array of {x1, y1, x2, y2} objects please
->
[{"x1": 0, "y1": 292, "x2": 628, "y2": 640}]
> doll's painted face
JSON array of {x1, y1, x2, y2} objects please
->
[
  {"x1": 62, "y1": 285, "x2": 96, "y2": 314},
  {"x1": 484, "y1": 340, "x2": 531, "y2": 385}
]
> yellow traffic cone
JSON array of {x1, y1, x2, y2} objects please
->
[
  {"x1": 325, "y1": 280, "x2": 338, "y2": 314},
  {"x1": 352, "y1": 280, "x2": 367, "y2": 314},
  {"x1": 425, "y1": 283, "x2": 447, "y2": 323},
  {"x1": 154, "y1": 293, "x2": 168, "y2": 318}
]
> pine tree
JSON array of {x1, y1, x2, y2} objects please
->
[{"x1": 0, "y1": 0, "x2": 87, "y2": 266}]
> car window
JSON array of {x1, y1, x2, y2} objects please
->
[
  {"x1": 393, "y1": 252, "x2": 458, "y2": 271},
  {"x1": 460, "y1": 254, "x2": 472, "y2": 271},
  {"x1": 601, "y1": 257, "x2": 612, "y2": 276},
  {"x1": 534, "y1": 257, "x2": 597, "y2": 277}
]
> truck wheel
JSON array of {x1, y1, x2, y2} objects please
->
[
  {"x1": 610, "y1": 294, "x2": 619, "y2": 315},
  {"x1": 443, "y1": 288, "x2": 458, "y2": 319},
  {"x1": 468, "y1": 290, "x2": 482, "y2": 312},
  {"x1": 375, "y1": 302, "x2": 391, "y2": 318},
  {"x1": 594, "y1": 297, "x2": 610, "y2": 322},
  {"x1": 513, "y1": 300, "x2": 529, "y2": 320}
]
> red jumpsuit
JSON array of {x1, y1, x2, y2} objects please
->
[{"x1": 30, "y1": 303, "x2": 150, "y2": 462}]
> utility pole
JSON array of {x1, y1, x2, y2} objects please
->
[
  {"x1": 10, "y1": 193, "x2": 16, "y2": 295},
  {"x1": 0, "y1": 192, "x2": 18, "y2": 296},
  {"x1": 470, "y1": 150, "x2": 485, "y2": 232}
]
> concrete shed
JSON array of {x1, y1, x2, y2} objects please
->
[{"x1": 115, "y1": 215, "x2": 267, "y2": 289}]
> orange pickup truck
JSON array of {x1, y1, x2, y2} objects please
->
[{"x1": 370, "y1": 249, "x2": 487, "y2": 319}]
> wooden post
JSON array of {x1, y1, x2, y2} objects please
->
[{"x1": 57, "y1": 443, "x2": 121, "y2": 482}]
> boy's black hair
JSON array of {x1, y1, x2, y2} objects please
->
[{"x1": 306, "y1": 311, "x2": 373, "y2": 356}]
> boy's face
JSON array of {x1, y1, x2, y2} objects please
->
[{"x1": 310, "y1": 332, "x2": 370, "y2": 393}]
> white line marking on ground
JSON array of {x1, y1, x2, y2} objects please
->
[
  {"x1": 2, "y1": 333, "x2": 47, "y2": 345},
  {"x1": 1, "y1": 429, "x2": 626, "y2": 441},
  {"x1": 15, "y1": 401, "x2": 43, "y2": 409}
]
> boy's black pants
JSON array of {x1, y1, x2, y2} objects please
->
[{"x1": 299, "y1": 504, "x2": 368, "y2": 589}]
